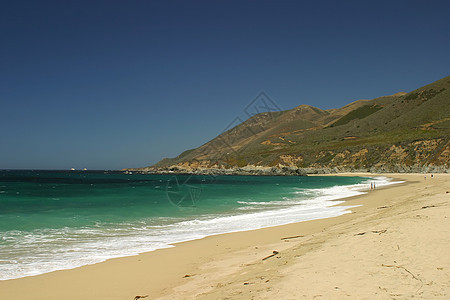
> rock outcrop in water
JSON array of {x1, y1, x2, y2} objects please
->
[{"x1": 129, "y1": 165, "x2": 307, "y2": 176}]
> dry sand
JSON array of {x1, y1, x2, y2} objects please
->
[{"x1": 0, "y1": 173, "x2": 449, "y2": 299}]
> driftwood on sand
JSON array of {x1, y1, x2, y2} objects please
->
[{"x1": 262, "y1": 251, "x2": 279, "y2": 261}]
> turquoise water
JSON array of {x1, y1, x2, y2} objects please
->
[{"x1": 0, "y1": 170, "x2": 393, "y2": 280}]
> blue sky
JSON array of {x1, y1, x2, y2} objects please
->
[{"x1": 1, "y1": 0, "x2": 449, "y2": 170}]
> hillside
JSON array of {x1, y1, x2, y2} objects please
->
[{"x1": 131, "y1": 76, "x2": 450, "y2": 174}]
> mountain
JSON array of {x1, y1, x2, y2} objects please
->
[{"x1": 131, "y1": 76, "x2": 450, "y2": 174}]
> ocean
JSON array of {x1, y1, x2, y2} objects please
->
[{"x1": 0, "y1": 170, "x2": 398, "y2": 280}]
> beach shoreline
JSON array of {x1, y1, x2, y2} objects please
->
[{"x1": 0, "y1": 173, "x2": 448, "y2": 299}]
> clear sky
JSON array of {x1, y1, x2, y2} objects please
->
[{"x1": 1, "y1": 0, "x2": 449, "y2": 170}]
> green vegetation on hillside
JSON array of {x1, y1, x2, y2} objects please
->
[
  {"x1": 404, "y1": 88, "x2": 446, "y2": 101},
  {"x1": 328, "y1": 104, "x2": 384, "y2": 127}
]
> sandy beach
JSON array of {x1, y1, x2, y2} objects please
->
[{"x1": 0, "y1": 173, "x2": 449, "y2": 299}]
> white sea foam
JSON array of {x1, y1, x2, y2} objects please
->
[{"x1": 0, "y1": 176, "x2": 402, "y2": 280}]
